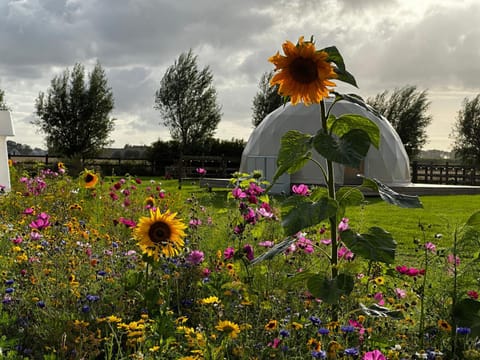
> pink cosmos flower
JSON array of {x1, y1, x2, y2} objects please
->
[
  {"x1": 23, "y1": 207, "x2": 34, "y2": 215},
  {"x1": 395, "y1": 288, "x2": 407, "y2": 299},
  {"x1": 338, "y1": 218, "x2": 349, "y2": 232},
  {"x1": 467, "y1": 290, "x2": 479, "y2": 300},
  {"x1": 232, "y1": 187, "x2": 247, "y2": 199},
  {"x1": 363, "y1": 349, "x2": 386, "y2": 360},
  {"x1": 29, "y1": 212, "x2": 51, "y2": 231},
  {"x1": 189, "y1": 219, "x2": 202, "y2": 228},
  {"x1": 119, "y1": 217, "x2": 136, "y2": 228},
  {"x1": 447, "y1": 254, "x2": 460, "y2": 265},
  {"x1": 425, "y1": 242, "x2": 436, "y2": 253},
  {"x1": 243, "y1": 244, "x2": 254, "y2": 261},
  {"x1": 321, "y1": 238, "x2": 332, "y2": 245},
  {"x1": 291, "y1": 184, "x2": 310, "y2": 196},
  {"x1": 374, "y1": 292, "x2": 385, "y2": 306},
  {"x1": 296, "y1": 237, "x2": 314, "y2": 254},
  {"x1": 224, "y1": 247, "x2": 235, "y2": 260},
  {"x1": 186, "y1": 250, "x2": 205, "y2": 265},
  {"x1": 196, "y1": 168, "x2": 207, "y2": 175},
  {"x1": 338, "y1": 246, "x2": 354, "y2": 260},
  {"x1": 259, "y1": 241, "x2": 275, "y2": 248}
]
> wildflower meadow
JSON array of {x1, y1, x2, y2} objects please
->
[{"x1": 2, "y1": 36, "x2": 480, "y2": 360}]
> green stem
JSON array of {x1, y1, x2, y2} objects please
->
[
  {"x1": 451, "y1": 228, "x2": 458, "y2": 357},
  {"x1": 321, "y1": 100, "x2": 339, "y2": 321}
]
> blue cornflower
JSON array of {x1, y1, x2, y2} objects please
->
[
  {"x1": 37, "y1": 300, "x2": 46, "y2": 308},
  {"x1": 309, "y1": 316, "x2": 322, "y2": 326},
  {"x1": 318, "y1": 327, "x2": 330, "y2": 335},
  {"x1": 456, "y1": 327, "x2": 472, "y2": 335},
  {"x1": 340, "y1": 325, "x2": 355, "y2": 333},
  {"x1": 97, "y1": 270, "x2": 106, "y2": 276},
  {"x1": 344, "y1": 347, "x2": 359, "y2": 356},
  {"x1": 279, "y1": 329, "x2": 290, "y2": 338},
  {"x1": 311, "y1": 350, "x2": 326, "y2": 359},
  {"x1": 5, "y1": 288, "x2": 14, "y2": 294},
  {"x1": 86, "y1": 294, "x2": 100, "y2": 302},
  {"x1": 81, "y1": 305, "x2": 90, "y2": 313},
  {"x1": 5, "y1": 279, "x2": 14, "y2": 285}
]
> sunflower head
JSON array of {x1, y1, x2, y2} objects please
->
[
  {"x1": 215, "y1": 320, "x2": 241, "y2": 339},
  {"x1": 81, "y1": 169, "x2": 99, "y2": 188},
  {"x1": 268, "y1": 36, "x2": 337, "y2": 106},
  {"x1": 134, "y1": 208, "x2": 187, "y2": 261}
]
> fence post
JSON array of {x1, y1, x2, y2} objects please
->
[{"x1": 412, "y1": 161, "x2": 418, "y2": 183}]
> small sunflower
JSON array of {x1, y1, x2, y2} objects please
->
[
  {"x1": 268, "y1": 36, "x2": 337, "y2": 106},
  {"x1": 82, "y1": 169, "x2": 99, "y2": 188},
  {"x1": 438, "y1": 319, "x2": 452, "y2": 332},
  {"x1": 374, "y1": 276, "x2": 385, "y2": 286},
  {"x1": 134, "y1": 208, "x2": 187, "y2": 260},
  {"x1": 215, "y1": 320, "x2": 241, "y2": 339},
  {"x1": 144, "y1": 196, "x2": 156, "y2": 209},
  {"x1": 264, "y1": 319, "x2": 278, "y2": 331}
]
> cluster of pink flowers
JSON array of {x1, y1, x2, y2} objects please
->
[
  {"x1": 29, "y1": 212, "x2": 51, "y2": 231},
  {"x1": 395, "y1": 265, "x2": 425, "y2": 277},
  {"x1": 19, "y1": 176, "x2": 47, "y2": 196}
]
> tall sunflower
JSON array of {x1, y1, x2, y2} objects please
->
[
  {"x1": 215, "y1": 320, "x2": 241, "y2": 339},
  {"x1": 268, "y1": 36, "x2": 337, "y2": 105},
  {"x1": 134, "y1": 209, "x2": 187, "y2": 260}
]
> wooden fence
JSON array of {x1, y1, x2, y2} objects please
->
[{"x1": 411, "y1": 161, "x2": 480, "y2": 186}]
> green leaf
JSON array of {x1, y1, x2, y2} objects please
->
[
  {"x1": 313, "y1": 128, "x2": 371, "y2": 168},
  {"x1": 273, "y1": 130, "x2": 313, "y2": 183},
  {"x1": 360, "y1": 177, "x2": 378, "y2": 192},
  {"x1": 453, "y1": 298, "x2": 480, "y2": 336},
  {"x1": 281, "y1": 196, "x2": 337, "y2": 236},
  {"x1": 341, "y1": 227, "x2": 397, "y2": 264},
  {"x1": 329, "y1": 114, "x2": 380, "y2": 149},
  {"x1": 366, "y1": 177, "x2": 423, "y2": 209},
  {"x1": 336, "y1": 187, "x2": 364, "y2": 207},
  {"x1": 321, "y1": 46, "x2": 358, "y2": 87},
  {"x1": 466, "y1": 210, "x2": 480, "y2": 232},
  {"x1": 250, "y1": 237, "x2": 296, "y2": 265},
  {"x1": 307, "y1": 273, "x2": 354, "y2": 304},
  {"x1": 332, "y1": 92, "x2": 384, "y2": 119}
]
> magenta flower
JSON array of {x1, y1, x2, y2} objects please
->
[
  {"x1": 189, "y1": 219, "x2": 202, "y2": 228},
  {"x1": 196, "y1": 168, "x2": 207, "y2": 176},
  {"x1": 374, "y1": 292, "x2": 385, "y2": 306},
  {"x1": 395, "y1": 288, "x2": 407, "y2": 299},
  {"x1": 363, "y1": 349, "x2": 386, "y2": 360},
  {"x1": 447, "y1": 254, "x2": 460, "y2": 265},
  {"x1": 467, "y1": 290, "x2": 479, "y2": 299},
  {"x1": 119, "y1": 217, "x2": 136, "y2": 228},
  {"x1": 425, "y1": 242, "x2": 436, "y2": 253},
  {"x1": 232, "y1": 187, "x2": 247, "y2": 199},
  {"x1": 338, "y1": 218, "x2": 349, "y2": 232},
  {"x1": 186, "y1": 250, "x2": 205, "y2": 265},
  {"x1": 224, "y1": 247, "x2": 235, "y2": 260},
  {"x1": 243, "y1": 244, "x2": 254, "y2": 261},
  {"x1": 23, "y1": 207, "x2": 34, "y2": 215},
  {"x1": 259, "y1": 241, "x2": 275, "y2": 248},
  {"x1": 296, "y1": 236, "x2": 314, "y2": 254},
  {"x1": 29, "y1": 212, "x2": 51, "y2": 231},
  {"x1": 291, "y1": 184, "x2": 310, "y2": 196},
  {"x1": 338, "y1": 246, "x2": 354, "y2": 260}
]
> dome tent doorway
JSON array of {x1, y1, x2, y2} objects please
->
[{"x1": 239, "y1": 97, "x2": 411, "y2": 194}]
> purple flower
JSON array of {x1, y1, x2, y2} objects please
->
[
  {"x1": 363, "y1": 349, "x2": 386, "y2": 360},
  {"x1": 186, "y1": 250, "x2": 205, "y2": 265},
  {"x1": 243, "y1": 244, "x2": 254, "y2": 261},
  {"x1": 344, "y1": 348, "x2": 359, "y2": 356},
  {"x1": 29, "y1": 212, "x2": 51, "y2": 231},
  {"x1": 224, "y1": 247, "x2": 235, "y2": 260},
  {"x1": 311, "y1": 350, "x2": 326, "y2": 359},
  {"x1": 338, "y1": 218, "x2": 349, "y2": 232},
  {"x1": 196, "y1": 168, "x2": 207, "y2": 175},
  {"x1": 292, "y1": 184, "x2": 310, "y2": 196},
  {"x1": 232, "y1": 187, "x2": 246, "y2": 199},
  {"x1": 456, "y1": 327, "x2": 471, "y2": 335},
  {"x1": 425, "y1": 242, "x2": 436, "y2": 253}
]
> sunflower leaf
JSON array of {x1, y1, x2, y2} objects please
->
[
  {"x1": 272, "y1": 130, "x2": 313, "y2": 184},
  {"x1": 307, "y1": 273, "x2": 354, "y2": 304},
  {"x1": 313, "y1": 128, "x2": 371, "y2": 168},
  {"x1": 332, "y1": 92, "x2": 385, "y2": 119},
  {"x1": 250, "y1": 237, "x2": 296, "y2": 265},
  {"x1": 328, "y1": 114, "x2": 380, "y2": 149},
  {"x1": 340, "y1": 227, "x2": 397, "y2": 264},
  {"x1": 322, "y1": 46, "x2": 346, "y2": 70}
]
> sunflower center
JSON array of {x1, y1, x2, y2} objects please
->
[
  {"x1": 85, "y1": 174, "x2": 95, "y2": 183},
  {"x1": 290, "y1": 57, "x2": 318, "y2": 84},
  {"x1": 148, "y1": 221, "x2": 171, "y2": 244}
]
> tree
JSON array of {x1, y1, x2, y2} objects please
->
[
  {"x1": 154, "y1": 50, "x2": 221, "y2": 154},
  {"x1": 451, "y1": 95, "x2": 480, "y2": 165},
  {"x1": 251, "y1": 71, "x2": 283, "y2": 127},
  {"x1": 0, "y1": 88, "x2": 9, "y2": 110},
  {"x1": 367, "y1": 85, "x2": 432, "y2": 158},
  {"x1": 33, "y1": 62, "x2": 115, "y2": 159}
]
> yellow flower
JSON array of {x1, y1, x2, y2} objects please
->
[
  {"x1": 8, "y1": 159, "x2": 13, "y2": 167},
  {"x1": 374, "y1": 276, "x2": 385, "y2": 285},
  {"x1": 57, "y1": 162, "x2": 65, "y2": 169},
  {"x1": 438, "y1": 319, "x2": 452, "y2": 332},
  {"x1": 144, "y1": 196, "x2": 156, "y2": 208},
  {"x1": 264, "y1": 319, "x2": 278, "y2": 331},
  {"x1": 199, "y1": 296, "x2": 221, "y2": 305},
  {"x1": 134, "y1": 208, "x2": 187, "y2": 260},
  {"x1": 215, "y1": 320, "x2": 241, "y2": 339},
  {"x1": 268, "y1": 36, "x2": 337, "y2": 106},
  {"x1": 81, "y1": 169, "x2": 99, "y2": 188},
  {"x1": 290, "y1": 322, "x2": 304, "y2": 330}
]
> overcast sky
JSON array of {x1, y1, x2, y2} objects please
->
[{"x1": 1, "y1": 0, "x2": 479, "y2": 151}]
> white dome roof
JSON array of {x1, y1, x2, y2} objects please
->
[{"x1": 240, "y1": 97, "x2": 411, "y2": 192}]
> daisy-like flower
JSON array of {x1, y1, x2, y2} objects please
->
[
  {"x1": 199, "y1": 296, "x2": 220, "y2": 305},
  {"x1": 134, "y1": 209, "x2": 187, "y2": 260},
  {"x1": 81, "y1": 169, "x2": 99, "y2": 188},
  {"x1": 215, "y1": 320, "x2": 241, "y2": 339},
  {"x1": 265, "y1": 319, "x2": 278, "y2": 331},
  {"x1": 268, "y1": 36, "x2": 337, "y2": 105},
  {"x1": 144, "y1": 196, "x2": 156, "y2": 209}
]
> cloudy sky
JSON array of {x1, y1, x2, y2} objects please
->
[{"x1": 1, "y1": 0, "x2": 479, "y2": 151}]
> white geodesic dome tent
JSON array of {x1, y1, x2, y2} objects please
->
[{"x1": 239, "y1": 97, "x2": 412, "y2": 194}]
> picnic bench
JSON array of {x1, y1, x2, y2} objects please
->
[{"x1": 178, "y1": 177, "x2": 231, "y2": 191}]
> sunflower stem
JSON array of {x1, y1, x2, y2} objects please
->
[{"x1": 321, "y1": 100, "x2": 339, "y2": 321}]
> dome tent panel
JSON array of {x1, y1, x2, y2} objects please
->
[{"x1": 240, "y1": 97, "x2": 411, "y2": 192}]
